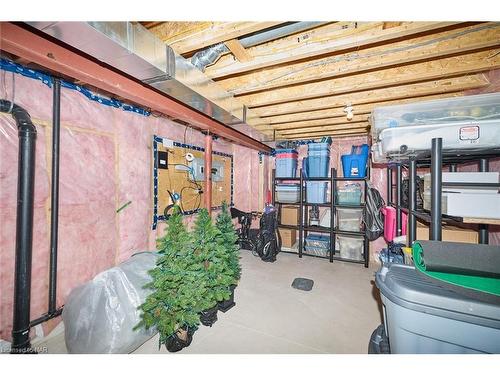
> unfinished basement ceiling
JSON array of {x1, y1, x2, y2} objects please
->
[{"x1": 142, "y1": 21, "x2": 500, "y2": 141}]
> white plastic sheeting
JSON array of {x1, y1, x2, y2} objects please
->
[{"x1": 63, "y1": 252, "x2": 158, "y2": 353}]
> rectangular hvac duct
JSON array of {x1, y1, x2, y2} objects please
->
[{"x1": 27, "y1": 22, "x2": 262, "y2": 138}]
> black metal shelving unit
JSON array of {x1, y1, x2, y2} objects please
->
[
  {"x1": 272, "y1": 167, "x2": 370, "y2": 267},
  {"x1": 387, "y1": 138, "x2": 500, "y2": 246}
]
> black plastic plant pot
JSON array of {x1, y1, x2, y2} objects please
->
[
  {"x1": 218, "y1": 285, "x2": 236, "y2": 313},
  {"x1": 165, "y1": 327, "x2": 195, "y2": 353},
  {"x1": 199, "y1": 304, "x2": 219, "y2": 327}
]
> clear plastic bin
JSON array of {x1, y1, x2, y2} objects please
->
[
  {"x1": 337, "y1": 235, "x2": 364, "y2": 261},
  {"x1": 276, "y1": 184, "x2": 300, "y2": 203},
  {"x1": 371, "y1": 92, "x2": 500, "y2": 138},
  {"x1": 304, "y1": 245, "x2": 330, "y2": 257},
  {"x1": 305, "y1": 234, "x2": 330, "y2": 249},
  {"x1": 337, "y1": 208, "x2": 363, "y2": 232},
  {"x1": 336, "y1": 183, "x2": 362, "y2": 205},
  {"x1": 275, "y1": 157, "x2": 297, "y2": 178}
]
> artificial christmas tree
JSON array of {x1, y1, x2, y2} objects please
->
[
  {"x1": 192, "y1": 208, "x2": 231, "y2": 326},
  {"x1": 135, "y1": 207, "x2": 205, "y2": 352},
  {"x1": 215, "y1": 202, "x2": 241, "y2": 312}
]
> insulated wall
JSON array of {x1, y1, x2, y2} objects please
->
[{"x1": 0, "y1": 72, "x2": 264, "y2": 340}]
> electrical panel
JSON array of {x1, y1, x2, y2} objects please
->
[{"x1": 190, "y1": 157, "x2": 224, "y2": 182}]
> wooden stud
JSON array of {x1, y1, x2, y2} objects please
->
[
  {"x1": 240, "y1": 50, "x2": 500, "y2": 107},
  {"x1": 252, "y1": 92, "x2": 465, "y2": 125},
  {"x1": 250, "y1": 74, "x2": 487, "y2": 117},
  {"x1": 155, "y1": 22, "x2": 284, "y2": 55},
  {"x1": 225, "y1": 39, "x2": 252, "y2": 63},
  {"x1": 277, "y1": 129, "x2": 369, "y2": 140},
  {"x1": 255, "y1": 116, "x2": 370, "y2": 131},
  {"x1": 205, "y1": 22, "x2": 460, "y2": 78},
  {"x1": 216, "y1": 23, "x2": 499, "y2": 95},
  {"x1": 276, "y1": 122, "x2": 370, "y2": 135}
]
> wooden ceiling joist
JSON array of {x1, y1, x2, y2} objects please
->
[
  {"x1": 255, "y1": 116, "x2": 370, "y2": 131},
  {"x1": 240, "y1": 50, "x2": 500, "y2": 107},
  {"x1": 151, "y1": 22, "x2": 284, "y2": 55},
  {"x1": 204, "y1": 21, "x2": 461, "y2": 79},
  {"x1": 276, "y1": 122, "x2": 370, "y2": 135},
  {"x1": 251, "y1": 74, "x2": 488, "y2": 117},
  {"x1": 225, "y1": 39, "x2": 252, "y2": 62},
  {"x1": 276, "y1": 128, "x2": 369, "y2": 140},
  {"x1": 252, "y1": 92, "x2": 466, "y2": 126},
  {"x1": 217, "y1": 23, "x2": 499, "y2": 95}
]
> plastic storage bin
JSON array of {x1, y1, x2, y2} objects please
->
[
  {"x1": 336, "y1": 208, "x2": 363, "y2": 232},
  {"x1": 336, "y1": 235, "x2": 364, "y2": 261},
  {"x1": 275, "y1": 184, "x2": 300, "y2": 203},
  {"x1": 370, "y1": 93, "x2": 500, "y2": 162},
  {"x1": 381, "y1": 206, "x2": 408, "y2": 242},
  {"x1": 341, "y1": 144, "x2": 369, "y2": 178},
  {"x1": 308, "y1": 142, "x2": 331, "y2": 152},
  {"x1": 375, "y1": 263, "x2": 500, "y2": 353},
  {"x1": 275, "y1": 149, "x2": 298, "y2": 178},
  {"x1": 305, "y1": 234, "x2": 330, "y2": 249},
  {"x1": 304, "y1": 151, "x2": 330, "y2": 178},
  {"x1": 335, "y1": 183, "x2": 362, "y2": 205},
  {"x1": 371, "y1": 92, "x2": 500, "y2": 137},
  {"x1": 306, "y1": 181, "x2": 328, "y2": 203}
]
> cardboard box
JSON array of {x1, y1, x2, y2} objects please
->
[
  {"x1": 281, "y1": 205, "x2": 299, "y2": 226},
  {"x1": 415, "y1": 222, "x2": 478, "y2": 244},
  {"x1": 279, "y1": 228, "x2": 297, "y2": 248}
]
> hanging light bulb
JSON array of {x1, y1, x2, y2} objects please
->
[{"x1": 344, "y1": 105, "x2": 354, "y2": 121}]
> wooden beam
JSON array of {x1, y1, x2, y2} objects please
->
[
  {"x1": 225, "y1": 39, "x2": 252, "y2": 63},
  {"x1": 241, "y1": 50, "x2": 500, "y2": 107},
  {"x1": 277, "y1": 122, "x2": 370, "y2": 135},
  {"x1": 160, "y1": 22, "x2": 284, "y2": 55},
  {"x1": 217, "y1": 23, "x2": 499, "y2": 95},
  {"x1": 0, "y1": 23, "x2": 271, "y2": 153},
  {"x1": 256, "y1": 116, "x2": 370, "y2": 131},
  {"x1": 383, "y1": 22, "x2": 403, "y2": 29},
  {"x1": 277, "y1": 129, "x2": 369, "y2": 140},
  {"x1": 205, "y1": 22, "x2": 461, "y2": 79},
  {"x1": 252, "y1": 92, "x2": 465, "y2": 125},
  {"x1": 251, "y1": 75, "x2": 486, "y2": 117}
]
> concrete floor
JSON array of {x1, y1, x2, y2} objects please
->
[{"x1": 35, "y1": 250, "x2": 383, "y2": 354}]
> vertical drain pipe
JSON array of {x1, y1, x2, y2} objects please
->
[
  {"x1": 204, "y1": 133, "x2": 213, "y2": 214},
  {"x1": 48, "y1": 79, "x2": 61, "y2": 313},
  {"x1": 0, "y1": 100, "x2": 37, "y2": 352}
]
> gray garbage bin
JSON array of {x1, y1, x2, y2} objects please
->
[{"x1": 375, "y1": 263, "x2": 500, "y2": 354}]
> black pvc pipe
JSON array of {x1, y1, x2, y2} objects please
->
[
  {"x1": 478, "y1": 158, "x2": 489, "y2": 244},
  {"x1": 408, "y1": 158, "x2": 417, "y2": 246},
  {"x1": 386, "y1": 166, "x2": 393, "y2": 205},
  {"x1": 49, "y1": 79, "x2": 61, "y2": 313},
  {"x1": 430, "y1": 138, "x2": 442, "y2": 241},
  {"x1": 0, "y1": 100, "x2": 37, "y2": 352},
  {"x1": 395, "y1": 164, "x2": 402, "y2": 236}
]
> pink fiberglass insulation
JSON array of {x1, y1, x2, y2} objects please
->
[{"x1": 0, "y1": 72, "x2": 263, "y2": 340}]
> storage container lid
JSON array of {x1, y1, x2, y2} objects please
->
[
  {"x1": 275, "y1": 148, "x2": 298, "y2": 154},
  {"x1": 276, "y1": 184, "x2": 300, "y2": 191},
  {"x1": 308, "y1": 143, "x2": 331, "y2": 151},
  {"x1": 376, "y1": 263, "x2": 500, "y2": 329},
  {"x1": 306, "y1": 234, "x2": 330, "y2": 241}
]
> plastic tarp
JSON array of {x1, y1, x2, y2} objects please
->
[{"x1": 63, "y1": 252, "x2": 158, "y2": 353}]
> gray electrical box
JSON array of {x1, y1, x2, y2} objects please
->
[{"x1": 190, "y1": 158, "x2": 224, "y2": 182}]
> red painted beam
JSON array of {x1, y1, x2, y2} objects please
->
[
  {"x1": 0, "y1": 22, "x2": 271, "y2": 153},
  {"x1": 204, "y1": 134, "x2": 213, "y2": 214}
]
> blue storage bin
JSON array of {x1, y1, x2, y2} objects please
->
[
  {"x1": 306, "y1": 181, "x2": 328, "y2": 203},
  {"x1": 305, "y1": 234, "x2": 330, "y2": 249},
  {"x1": 276, "y1": 157, "x2": 297, "y2": 178},
  {"x1": 341, "y1": 144, "x2": 369, "y2": 178},
  {"x1": 275, "y1": 148, "x2": 298, "y2": 155},
  {"x1": 308, "y1": 143, "x2": 331, "y2": 152}
]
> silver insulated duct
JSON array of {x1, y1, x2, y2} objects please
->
[
  {"x1": 191, "y1": 21, "x2": 328, "y2": 71},
  {"x1": 26, "y1": 22, "x2": 261, "y2": 137}
]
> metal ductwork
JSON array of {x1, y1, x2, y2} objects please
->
[
  {"x1": 191, "y1": 21, "x2": 327, "y2": 71},
  {"x1": 26, "y1": 22, "x2": 261, "y2": 139}
]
